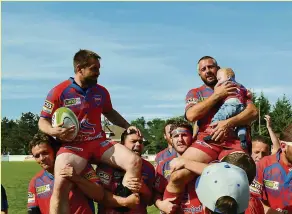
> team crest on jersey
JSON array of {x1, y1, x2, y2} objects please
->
[
  {"x1": 64, "y1": 98, "x2": 81, "y2": 107},
  {"x1": 98, "y1": 171, "x2": 111, "y2": 185},
  {"x1": 264, "y1": 179, "x2": 279, "y2": 190},
  {"x1": 36, "y1": 184, "x2": 50, "y2": 195},
  {"x1": 93, "y1": 95, "x2": 102, "y2": 106},
  {"x1": 43, "y1": 100, "x2": 54, "y2": 114},
  {"x1": 27, "y1": 192, "x2": 35, "y2": 203}
]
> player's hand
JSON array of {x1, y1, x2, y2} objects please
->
[
  {"x1": 124, "y1": 193, "x2": 140, "y2": 209},
  {"x1": 60, "y1": 164, "x2": 79, "y2": 182},
  {"x1": 127, "y1": 126, "x2": 142, "y2": 137},
  {"x1": 49, "y1": 123, "x2": 76, "y2": 142},
  {"x1": 247, "y1": 89, "x2": 253, "y2": 99},
  {"x1": 214, "y1": 81, "x2": 237, "y2": 100},
  {"x1": 210, "y1": 120, "x2": 231, "y2": 142},
  {"x1": 169, "y1": 157, "x2": 186, "y2": 174},
  {"x1": 159, "y1": 198, "x2": 179, "y2": 214},
  {"x1": 123, "y1": 177, "x2": 142, "y2": 193},
  {"x1": 264, "y1": 115, "x2": 272, "y2": 129}
]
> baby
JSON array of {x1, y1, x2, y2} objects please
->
[{"x1": 204, "y1": 68, "x2": 250, "y2": 149}]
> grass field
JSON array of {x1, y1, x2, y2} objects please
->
[{"x1": 1, "y1": 162, "x2": 159, "y2": 214}]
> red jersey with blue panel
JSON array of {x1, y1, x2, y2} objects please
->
[
  {"x1": 27, "y1": 164, "x2": 98, "y2": 214},
  {"x1": 154, "y1": 156, "x2": 203, "y2": 214},
  {"x1": 185, "y1": 84, "x2": 252, "y2": 160},
  {"x1": 40, "y1": 78, "x2": 115, "y2": 160},
  {"x1": 154, "y1": 148, "x2": 177, "y2": 169},
  {"x1": 96, "y1": 159, "x2": 155, "y2": 214},
  {"x1": 250, "y1": 150, "x2": 292, "y2": 213}
]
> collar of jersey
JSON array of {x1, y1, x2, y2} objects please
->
[
  {"x1": 44, "y1": 170, "x2": 54, "y2": 180},
  {"x1": 69, "y1": 77, "x2": 90, "y2": 95}
]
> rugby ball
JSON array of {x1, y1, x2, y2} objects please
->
[{"x1": 52, "y1": 107, "x2": 79, "y2": 141}]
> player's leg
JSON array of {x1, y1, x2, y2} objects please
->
[
  {"x1": 50, "y1": 151, "x2": 88, "y2": 214},
  {"x1": 99, "y1": 141, "x2": 142, "y2": 192}
]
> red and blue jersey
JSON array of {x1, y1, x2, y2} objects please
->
[
  {"x1": 154, "y1": 148, "x2": 177, "y2": 169},
  {"x1": 185, "y1": 84, "x2": 252, "y2": 143},
  {"x1": 27, "y1": 164, "x2": 99, "y2": 214},
  {"x1": 40, "y1": 78, "x2": 113, "y2": 142},
  {"x1": 154, "y1": 156, "x2": 203, "y2": 214},
  {"x1": 250, "y1": 150, "x2": 292, "y2": 213},
  {"x1": 96, "y1": 159, "x2": 155, "y2": 214}
]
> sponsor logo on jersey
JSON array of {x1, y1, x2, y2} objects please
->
[
  {"x1": 64, "y1": 98, "x2": 81, "y2": 107},
  {"x1": 264, "y1": 179, "x2": 279, "y2": 190},
  {"x1": 113, "y1": 171, "x2": 124, "y2": 179},
  {"x1": 195, "y1": 140, "x2": 212, "y2": 148},
  {"x1": 186, "y1": 97, "x2": 198, "y2": 105},
  {"x1": 36, "y1": 184, "x2": 50, "y2": 195},
  {"x1": 164, "y1": 170, "x2": 171, "y2": 178},
  {"x1": 100, "y1": 140, "x2": 111, "y2": 147},
  {"x1": 98, "y1": 171, "x2": 111, "y2": 185},
  {"x1": 27, "y1": 192, "x2": 35, "y2": 203},
  {"x1": 83, "y1": 169, "x2": 98, "y2": 181},
  {"x1": 250, "y1": 180, "x2": 263, "y2": 194},
  {"x1": 43, "y1": 100, "x2": 54, "y2": 114}
]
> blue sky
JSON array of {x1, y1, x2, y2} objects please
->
[{"x1": 2, "y1": 2, "x2": 292, "y2": 122}]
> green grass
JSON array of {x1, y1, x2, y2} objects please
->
[{"x1": 1, "y1": 162, "x2": 159, "y2": 214}]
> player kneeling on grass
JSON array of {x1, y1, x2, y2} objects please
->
[
  {"x1": 27, "y1": 132, "x2": 104, "y2": 214},
  {"x1": 38, "y1": 49, "x2": 142, "y2": 214},
  {"x1": 96, "y1": 129, "x2": 155, "y2": 214}
]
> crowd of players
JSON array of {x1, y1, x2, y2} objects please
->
[{"x1": 2, "y1": 50, "x2": 291, "y2": 214}]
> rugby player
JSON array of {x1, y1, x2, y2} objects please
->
[
  {"x1": 163, "y1": 56, "x2": 258, "y2": 204},
  {"x1": 250, "y1": 124, "x2": 292, "y2": 214},
  {"x1": 154, "y1": 119, "x2": 177, "y2": 169},
  {"x1": 27, "y1": 132, "x2": 104, "y2": 214},
  {"x1": 38, "y1": 49, "x2": 142, "y2": 214},
  {"x1": 97, "y1": 129, "x2": 155, "y2": 214}
]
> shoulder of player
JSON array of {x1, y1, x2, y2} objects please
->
[
  {"x1": 95, "y1": 84, "x2": 110, "y2": 93},
  {"x1": 257, "y1": 154, "x2": 277, "y2": 169},
  {"x1": 142, "y1": 159, "x2": 155, "y2": 172},
  {"x1": 156, "y1": 148, "x2": 168, "y2": 157},
  {"x1": 29, "y1": 170, "x2": 45, "y2": 185},
  {"x1": 48, "y1": 79, "x2": 72, "y2": 95}
]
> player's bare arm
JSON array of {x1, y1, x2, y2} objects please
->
[
  {"x1": 264, "y1": 115, "x2": 280, "y2": 154},
  {"x1": 59, "y1": 164, "x2": 105, "y2": 202},
  {"x1": 169, "y1": 157, "x2": 208, "y2": 175},
  {"x1": 101, "y1": 191, "x2": 140, "y2": 209},
  {"x1": 103, "y1": 108, "x2": 130, "y2": 129},
  {"x1": 261, "y1": 200, "x2": 283, "y2": 214},
  {"x1": 186, "y1": 82, "x2": 237, "y2": 122},
  {"x1": 154, "y1": 192, "x2": 178, "y2": 214},
  {"x1": 210, "y1": 102, "x2": 258, "y2": 141}
]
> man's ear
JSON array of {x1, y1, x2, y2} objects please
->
[{"x1": 75, "y1": 64, "x2": 82, "y2": 73}]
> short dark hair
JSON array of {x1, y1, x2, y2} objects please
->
[
  {"x1": 73, "y1": 49, "x2": 101, "y2": 73},
  {"x1": 29, "y1": 131, "x2": 61, "y2": 155},
  {"x1": 120, "y1": 129, "x2": 138, "y2": 145},
  {"x1": 210, "y1": 196, "x2": 242, "y2": 214},
  {"x1": 221, "y1": 152, "x2": 256, "y2": 185},
  {"x1": 281, "y1": 124, "x2": 292, "y2": 142},
  {"x1": 197, "y1": 56, "x2": 218, "y2": 65},
  {"x1": 169, "y1": 121, "x2": 193, "y2": 137},
  {"x1": 252, "y1": 136, "x2": 269, "y2": 144}
]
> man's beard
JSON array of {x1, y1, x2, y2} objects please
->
[
  {"x1": 84, "y1": 77, "x2": 97, "y2": 87},
  {"x1": 202, "y1": 78, "x2": 217, "y2": 87}
]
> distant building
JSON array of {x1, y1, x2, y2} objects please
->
[{"x1": 102, "y1": 124, "x2": 126, "y2": 143}]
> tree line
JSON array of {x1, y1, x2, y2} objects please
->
[{"x1": 2, "y1": 93, "x2": 292, "y2": 155}]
